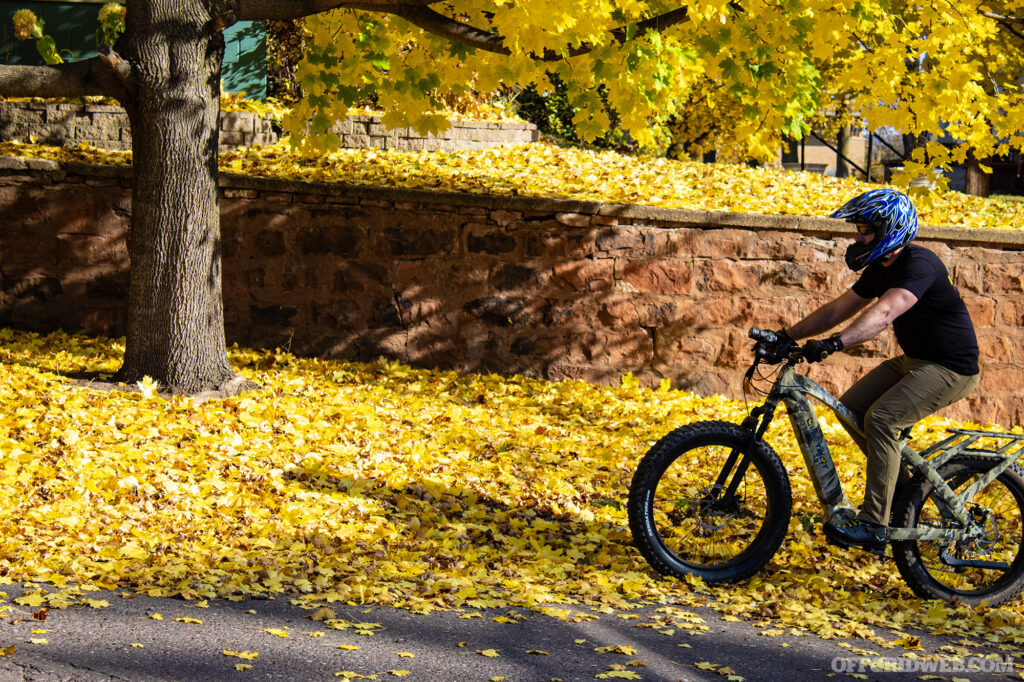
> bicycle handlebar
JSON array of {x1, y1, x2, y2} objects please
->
[
  {"x1": 748, "y1": 326, "x2": 802, "y2": 365},
  {"x1": 748, "y1": 327, "x2": 780, "y2": 344}
]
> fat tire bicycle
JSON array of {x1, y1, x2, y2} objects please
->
[{"x1": 628, "y1": 328, "x2": 1024, "y2": 605}]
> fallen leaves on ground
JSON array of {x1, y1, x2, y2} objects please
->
[
  {"x1": 1, "y1": 326, "x2": 1023, "y2": 665},
  {"x1": 0, "y1": 141, "x2": 1021, "y2": 231}
]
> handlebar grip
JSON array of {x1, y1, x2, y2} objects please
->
[{"x1": 749, "y1": 327, "x2": 778, "y2": 343}]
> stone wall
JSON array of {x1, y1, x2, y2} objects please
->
[
  {"x1": 1, "y1": 154, "x2": 1022, "y2": 427},
  {"x1": 0, "y1": 101, "x2": 539, "y2": 153}
]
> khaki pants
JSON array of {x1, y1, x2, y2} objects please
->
[{"x1": 839, "y1": 355, "x2": 979, "y2": 526}]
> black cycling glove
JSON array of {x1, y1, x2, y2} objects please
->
[
  {"x1": 802, "y1": 334, "x2": 844, "y2": 363},
  {"x1": 771, "y1": 328, "x2": 797, "y2": 354}
]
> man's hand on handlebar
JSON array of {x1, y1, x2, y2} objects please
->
[
  {"x1": 748, "y1": 327, "x2": 798, "y2": 364},
  {"x1": 802, "y1": 334, "x2": 844, "y2": 363}
]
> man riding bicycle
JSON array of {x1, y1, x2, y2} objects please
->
[{"x1": 774, "y1": 188, "x2": 980, "y2": 553}]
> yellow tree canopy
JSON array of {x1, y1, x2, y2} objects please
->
[{"x1": 283, "y1": 0, "x2": 1024, "y2": 180}]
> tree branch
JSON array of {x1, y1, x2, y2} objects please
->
[
  {"x1": 374, "y1": 4, "x2": 691, "y2": 61},
  {"x1": 237, "y1": 0, "x2": 693, "y2": 61},
  {"x1": 0, "y1": 57, "x2": 126, "y2": 100},
  {"x1": 234, "y1": 0, "x2": 435, "y2": 21}
]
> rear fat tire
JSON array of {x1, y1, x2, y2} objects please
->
[
  {"x1": 627, "y1": 420, "x2": 792, "y2": 584},
  {"x1": 891, "y1": 457, "x2": 1024, "y2": 606}
]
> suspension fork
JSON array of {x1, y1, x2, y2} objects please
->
[{"x1": 713, "y1": 397, "x2": 780, "y2": 503}]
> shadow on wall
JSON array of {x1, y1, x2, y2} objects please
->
[
  {"x1": 2, "y1": 171, "x2": 1019, "y2": 428},
  {"x1": 0, "y1": 179, "x2": 130, "y2": 336},
  {"x1": 214, "y1": 195, "x2": 804, "y2": 399}
]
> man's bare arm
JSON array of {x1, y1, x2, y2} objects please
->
[
  {"x1": 837, "y1": 287, "x2": 918, "y2": 348},
  {"x1": 787, "y1": 289, "x2": 871, "y2": 340}
]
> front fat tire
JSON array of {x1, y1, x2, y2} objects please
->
[
  {"x1": 891, "y1": 457, "x2": 1024, "y2": 606},
  {"x1": 627, "y1": 420, "x2": 792, "y2": 584}
]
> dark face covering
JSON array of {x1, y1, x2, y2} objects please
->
[{"x1": 845, "y1": 242, "x2": 875, "y2": 271}]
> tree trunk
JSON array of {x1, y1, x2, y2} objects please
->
[
  {"x1": 115, "y1": 0, "x2": 239, "y2": 393},
  {"x1": 965, "y1": 154, "x2": 991, "y2": 197},
  {"x1": 835, "y1": 125, "x2": 851, "y2": 178}
]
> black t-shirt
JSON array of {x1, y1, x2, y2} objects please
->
[{"x1": 852, "y1": 244, "x2": 979, "y2": 376}]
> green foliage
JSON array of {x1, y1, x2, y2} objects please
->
[
  {"x1": 513, "y1": 76, "x2": 643, "y2": 152},
  {"x1": 267, "y1": 19, "x2": 309, "y2": 103},
  {"x1": 11, "y1": 4, "x2": 126, "y2": 65},
  {"x1": 97, "y1": 3, "x2": 127, "y2": 47}
]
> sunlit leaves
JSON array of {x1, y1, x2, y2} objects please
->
[
  {"x1": 2, "y1": 326, "x2": 1023, "y2": 655},
  {"x1": 3, "y1": 138, "x2": 1020, "y2": 231},
  {"x1": 281, "y1": 0, "x2": 1024, "y2": 177},
  {"x1": 3, "y1": 137, "x2": 1022, "y2": 230}
]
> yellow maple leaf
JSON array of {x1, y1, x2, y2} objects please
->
[
  {"x1": 263, "y1": 628, "x2": 289, "y2": 638},
  {"x1": 136, "y1": 376, "x2": 159, "y2": 399},
  {"x1": 895, "y1": 636, "x2": 923, "y2": 650},
  {"x1": 15, "y1": 594, "x2": 46, "y2": 608},
  {"x1": 595, "y1": 671, "x2": 641, "y2": 680},
  {"x1": 595, "y1": 645, "x2": 637, "y2": 655},
  {"x1": 478, "y1": 649, "x2": 500, "y2": 657},
  {"x1": 175, "y1": 617, "x2": 203, "y2": 625},
  {"x1": 223, "y1": 650, "x2": 259, "y2": 660}
]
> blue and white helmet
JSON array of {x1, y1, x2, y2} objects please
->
[{"x1": 831, "y1": 189, "x2": 918, "y2": 270}]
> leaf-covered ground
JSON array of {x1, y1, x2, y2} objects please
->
[
  {"x1": 3, "y1": 328, "x2": 1024, "y2": 665},
  {"x1": 1, "y1": 140, "x2": 1022, "y2": 232}
]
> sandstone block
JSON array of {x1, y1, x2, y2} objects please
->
[
  {"x1": 522, "y1": 227, "x2": 594, "y2": 258},
  {"x1": 556, "y1": 212, "x2": 590, "y2": 227},
  {"x1": 379, "y1": 223, "x2": 457, "y2": 257},
  {"x1": 542, "y1": 298, "x2": 597, "y2": 327},
  {"x1": 978, "y1": 332, "x2": 1017, "y2": 364},
  {"x1": 983, "y1": 263, "x2": 1024, "y2": 293},
  {"x1": 596, "y1": 227, "x2": 645, "y2": 253},
  {"x1": 734, "y1": 297, "x2": 803, "y2": 329},
  {"x1": 467, "y1": 227, "x2": 517, "y2": 255},
  {"x1": 999, "y1": 297, "x2": 1024, "y2": 326},
  {"x1": 463, "y1": 295, "x2": 526, "y2": 326},
  {"x1": 491, "y1": 262, "x2": 546, "y2": 292},
  {"x1": 552, "y1": 259, "x2": 614, "y2": 292},
  {"x1": 621, "y1": 260, "x2": 692, "y2": 294},
  {"x1": 978, "y1": 365, "x2": 1024, "y2": 393},
  {"x1": 695, "y1": 259, "x2": 765, "y2": 292},
  {"x1": 597, "y1": 297, "x2": 641, "y2": 327},
  {"x1": 663, "y1": 228, "x2": 756, "y2": 259},
  {"x1": 952, "y1": 260, "x2": 985, "y2": 293},
  {"x1": 489, "y1": 210, "x2": 520, "y2": 226},
  {"x1": 761, "y1": 261, "x2": 831, "y2": 291},
  {"x1": 963, "y1": 295, "x2": 996, "y2": 327}
]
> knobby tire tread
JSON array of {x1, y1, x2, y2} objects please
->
[
  {"x1": 628, "y1": 420, "x2": 792, "y2": 584},
  {"x1": 891, "y1": 456, "x2": 1024, "y2": 606}
]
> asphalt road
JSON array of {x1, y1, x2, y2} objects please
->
[{"x1": 0, "y1": 583, "x2": 1018, "y2": 682}]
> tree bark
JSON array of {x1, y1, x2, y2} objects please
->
[
  {"x1": 114, "y1": 0, "x2": 237, "y2": 393},
  {"x1": 835, "y1": 125, "x2": 851, "y2": 178},
  {"x1": 965, "y1": 153, "x2": 991, "y2": 197}
]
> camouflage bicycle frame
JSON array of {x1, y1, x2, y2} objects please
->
[{"x1": 770, "y1": 364, "x2": 1024, "y2": 543}]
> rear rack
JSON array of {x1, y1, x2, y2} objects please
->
[{"x1": 917, "y1": 428, "x2": 1024, "y2": 469}]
